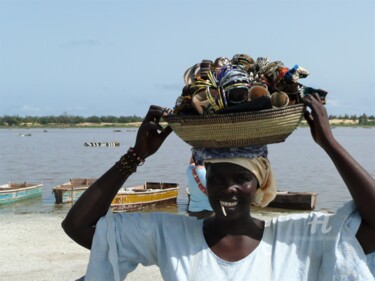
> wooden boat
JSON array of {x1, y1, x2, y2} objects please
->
[
  {"x1": 0, "y1": 182, "x2": 43, "y2": 204},
  {"x1": 111, "y1": 182, "x2": 179, "y2": 211},
  {"x1": 53, "y1": 179, "x2": 179, "y2": 211},
  {"x1": 267, "y1": 191, "x2": 318, "y2": 210},
  {"x1": 52, "y1": 178, "x2": 96, "y2": 204}
]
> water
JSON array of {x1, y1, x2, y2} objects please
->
[{"x1": 0, "y1": 127, "x2": 374, "y2": 215}]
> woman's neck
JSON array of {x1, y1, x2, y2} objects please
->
[
  {"x1": 204, "y1": 215, "x2": 264, "y2": 237},
  {"x1": 203, "y1": 215, "x2": 265, "y2": 261}
]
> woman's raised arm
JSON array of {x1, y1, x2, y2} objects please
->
[
  {"x1": 303, "y1": 94, "x2": 375, "y2": 254},
  {"x1": 61, "y1": 105, "x2": 172, "y2": 249}
]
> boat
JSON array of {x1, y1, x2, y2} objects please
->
[
  {"x1": 111, "y1": 182, "x2": 179, "y2": 211},
  {"x1": 52, "y1": 178, "x2": 96, "y2": 204},
  {"x1": 267, "y1": 191, "x2": 318, "y2": 210},
  {"x1": 113, "y1": 129, "x2": 122, "y2": 132},
  {"x1": 84, "y1": 142, "x2": 120, "y2": 147},
  {"x1": 52, "y1": 179, "x2": 179, "y2": 211},
  {"x1": 19, "y1": 133, "x2": 32, "y2": 137},
  {"x1": 0, "y1": 182, "x2": 43, "y2": 204}
]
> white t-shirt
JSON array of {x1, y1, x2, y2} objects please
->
[{"x1": 83, "y1": 201, "x2": 375, "y2": 281}]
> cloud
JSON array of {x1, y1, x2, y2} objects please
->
[
  {"x1": 18, "y1": 105, "x2": 42, "y2": 114},
  {"x1": 63, "y1": 39, "x2": 101, "y2": 48}
]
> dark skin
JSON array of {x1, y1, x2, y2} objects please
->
[
  {"x1": 203, "y1": 163, "x2": 264, "y2": 261},
  {"x1": 62, "y1": 96, "x2": 375, "y2": 259}
]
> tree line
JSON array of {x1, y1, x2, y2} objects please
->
[
  {"x1": 328, "y1": 114, "x2": 375, "y2": 125},
  {"x1": 0, "y1": 115, "x2": 144, "y2": 126},
  {"x1": 0, "y1": 113, "x2": 374, "y2": 127}
]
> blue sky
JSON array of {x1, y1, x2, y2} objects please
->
[{"x1": 0, "y1": 0, "x2": 374, "y2": 117}]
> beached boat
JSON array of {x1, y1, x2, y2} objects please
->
[
  {"x1": 0, "y1": 182, "x2": 43, "y2": 204},
  {"x1": 53, "y1": 179, "x2": 179, "y2": 211},
  {"x1": 267, "y1": 191, "x2": 318, "y2": 210},
  {"x1": 52, "y1": 178, "x2": 96, "y2": 204},
  {"x1": 111, "y1": 182, "x2": 179, "y2": 211}
]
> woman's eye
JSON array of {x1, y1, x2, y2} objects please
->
[
  {"x1": 236, "y1": 175, "x2": 252, "y2": 183},
  {"x1": 207, "y1": 176, "x2": 221, "y2": 183}
]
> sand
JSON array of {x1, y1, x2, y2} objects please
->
[
  {"x1": 0, "y1": 210, "x2": 293, "y2": 281},
  {"x1": 0, "y1": 213, "x2": 163, "y2": 281}
]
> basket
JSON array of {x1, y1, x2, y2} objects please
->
[{"x1": 163, "y1": 104, "x2": 304, "y2": 148}]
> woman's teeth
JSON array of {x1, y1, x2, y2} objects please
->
[
  {"x1": 220, "y1": 201, "x2": 238, "y2": 207},
  {"x1": 219, "y1": 201, "x2": 238, "y2": 216}
]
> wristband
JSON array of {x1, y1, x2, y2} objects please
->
[{"x1": 115, "y1": 147, "x2": 145, "y2": 175}]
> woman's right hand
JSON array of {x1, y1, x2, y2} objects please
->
[
  {"x1": 303, "y1": 93, "x2": 335, "y2": 150},
  {"x1": 133, "y1": 105, "x2": 173, "y2": 159}
]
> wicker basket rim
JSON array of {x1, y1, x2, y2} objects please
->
[{"x1": 163, "y1": 104, "x2": 304, "y2": 122}]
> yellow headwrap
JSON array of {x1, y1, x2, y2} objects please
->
[{"x1": 204, "y1": 157, "x2": 276, "y2": 207}]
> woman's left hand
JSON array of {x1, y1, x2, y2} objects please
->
[{"x1": 303, "y1": 93, "x2": 334, "y2": 149}]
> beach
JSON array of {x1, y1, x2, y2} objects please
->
[
  {"x1": 0, "y1": 210, "x2": 291, "y2": 281},
  {"x1": 0, "y1": 213, "x2": 164, "y2": 281}
]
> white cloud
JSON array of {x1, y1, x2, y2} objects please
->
[{"x1": 63, "y1": 39, "x2": 101, "y2": 48}]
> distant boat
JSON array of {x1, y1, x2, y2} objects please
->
[
  {"x1": 0, "y1": 182, "x2": 43, "y2": 204},
  {"x1": 52, "y1": 179, "x2": 179, "y2": 211},
  {"x1": 113, "y1": 129, "x2": 122, "y2": 132},
  {"x1": 19, "y1": 133, "x2": 32, "y2": 137},
  {"x1": 84, "y1": 142, "x2": 120, "y2": 147},
  {"x1": 267, "y1": 191, "x2": 318, "y2": 210}
]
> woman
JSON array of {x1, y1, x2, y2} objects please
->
[
  {"x1": 186, "y1": 154, "x2": 214, "y2": 219},
  {"x1": 62, "y1": 95, "x2": 375, "y2": 280}
]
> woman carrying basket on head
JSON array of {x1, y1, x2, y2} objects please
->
[{"x1": 62, "y1": 93, "x2": 375, "y2": 280}]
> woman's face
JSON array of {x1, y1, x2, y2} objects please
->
[{"x1": 206, "y1": 162, "x2": 258, "y2": 220}]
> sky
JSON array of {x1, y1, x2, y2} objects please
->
[{"x1": 0, "y1": 0, "x2": 374, "y2": 117}]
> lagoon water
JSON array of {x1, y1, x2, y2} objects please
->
[{"x1": 0, "y1": 127, "x2": 374, "y2": 215}]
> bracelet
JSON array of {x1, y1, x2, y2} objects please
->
[{"x1": 115, "y1": 147, "x2": 145, "y2": 175}]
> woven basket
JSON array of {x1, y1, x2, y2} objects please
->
[{"x1": 163, "y1": 104, "x2": 304, "y2": 148}]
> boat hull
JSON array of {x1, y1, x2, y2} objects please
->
[
  {"x1": 111, "y1": 188, "x2": 179, "y2": 211},
  {"x1": 52, "y1": 180, "x2": 179, "y2": 211},
  {"x1": 52, "y1": 179, "x2": 96, "y2": 204},
  {"x1": 0, "y1": 183, "x2": 43, "y2": 204},
  {"x1": 267, "y1": 191, "x2": 318, "y2": 210}
]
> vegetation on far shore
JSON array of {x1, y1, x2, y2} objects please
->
[
  {"x1": 0, "y1": 115, "x2": 144, "y2": 128},
  {"x1": 0, "y1": 113, "x2": 374, "y2": 128}
]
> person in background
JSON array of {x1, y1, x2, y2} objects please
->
[{"x1": 186, "y1": 154, "x2": 214, "y2": 219}]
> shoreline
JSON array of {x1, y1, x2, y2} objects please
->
[{"x1": 0, "y1": 119, "x2": 375, "y2": 129}]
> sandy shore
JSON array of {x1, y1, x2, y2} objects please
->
[
  {"x1": 0, "y1": 210, "x2": 296, "y2": 281},
  {"x1": 0, "y1": 213, "x2": 163, "y2": 281}
]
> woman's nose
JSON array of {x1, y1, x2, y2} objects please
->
[{"x1": 223, "y1": 183, "x2": 238, "y2": 194}]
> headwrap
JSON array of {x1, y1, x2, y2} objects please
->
[{"x1": 192, "y1": 146, "x2": 276, "y2": 207}]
